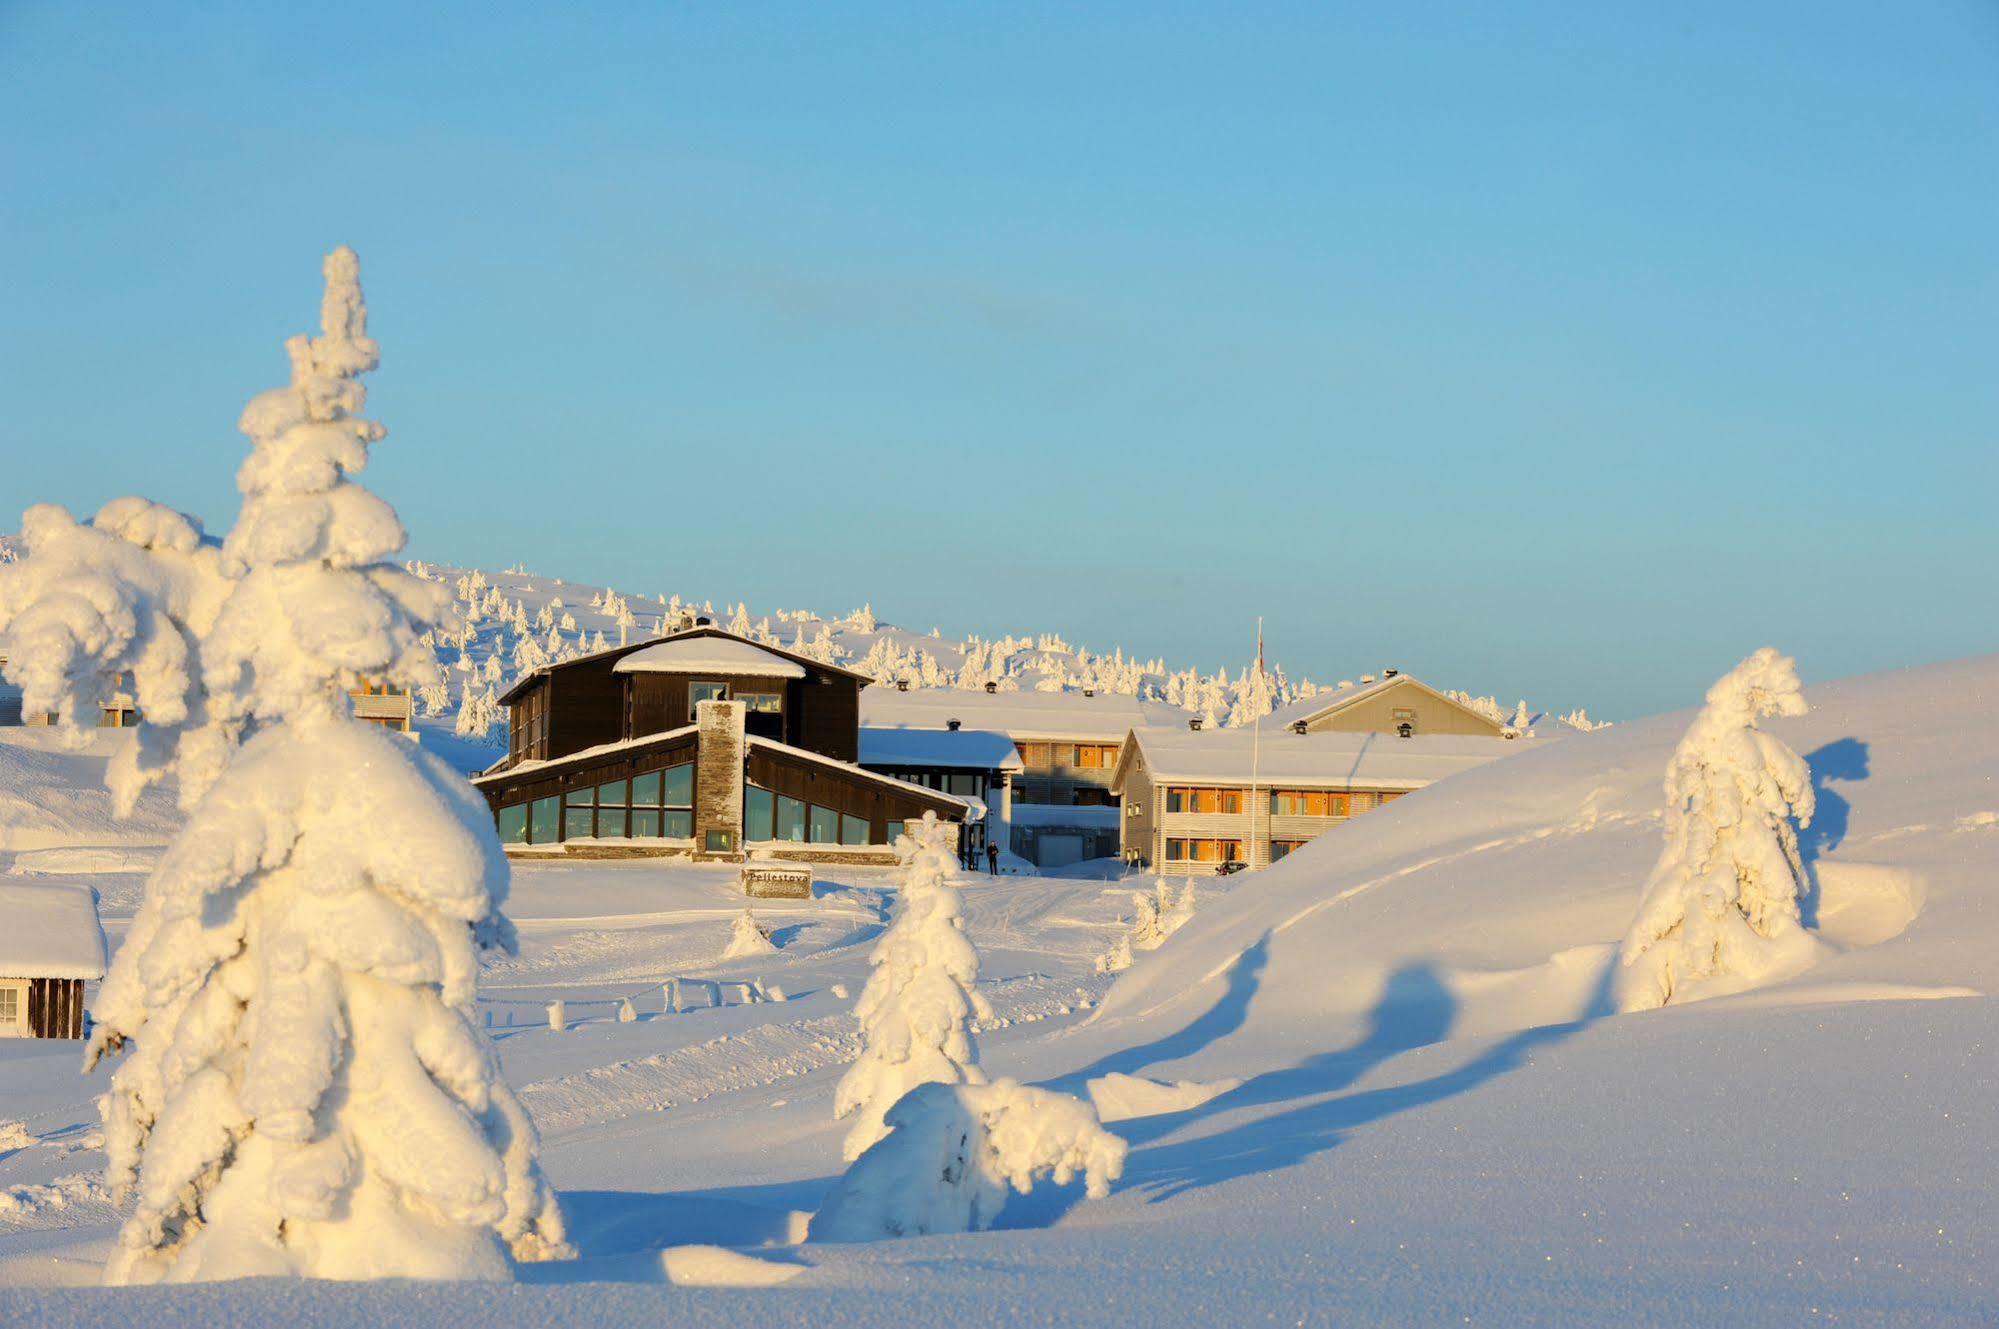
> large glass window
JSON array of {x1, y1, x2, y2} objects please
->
[
  {"x1": 776, "y1": 795, "x2": 806, "y2": 842},
  {"x1": 631, "y1": 770, "x2": 662, "y2": 805},
  {"x1": 497, "y1": 803, "x2": 528, "y2": 845},
  {"x1": 738, "y1": 691, "x2": 782, "y2": 713},
  {"x1": 1071, "y1": 743, "x2": 1119, "y2": 769},
  {"x1": 662, "y1": 764, "x2": 693, "y2": 808},
  {"x1": 530, "y1": 795, "x2": 561, "y2": 845},
  {"x1": 745, "y1": 785, "x2": 775, "y2": 841},
  {"x1": 808, "y1": 804, "x2": 840, "y2": 844},
  {"x1": 841, "y1": 814, "x2": 870, "y2": 845},
  {"x1": 595, "y1": 780, "x2": 628, "y2": 838},
  {"x1": 885, "y1": 819, "x2": 904, "y2": 845},
  {"x1": 664, "y1": 809, "x2": 693, "y2": 838}
]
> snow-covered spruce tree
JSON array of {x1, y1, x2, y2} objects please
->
[
  {"x1": 833, "y1": 811, "x2": 994, "y2": 1161},
  {"x1": 810, "y1": 1079, "x2": 1126, "y2": 1243},
  {"x1": 76, "y1": 247, "x2": 568, "y2": 1282},
  {"x1": 1616, "y1": 647, "x2": 1818, "y2": 1012}
]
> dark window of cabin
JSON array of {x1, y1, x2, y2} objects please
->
[
  {"x1": 745, "y1": 785, "x2": 775, "y2": 841},
  {"x1": 497, "y1": 803, "x2": 528, "y2": 845},
  {"x1": 808, "y1": 804, "x2": 840, "y2": 844},
  {"x1": 689, "y1": 681, "x2": 727, "y2": 718},
  {"x1": 841, "y1": 814, "x2": 869, "y2": 845},
  {"x1": 776, "y1": 795, "x2": 806, "y2": 842}
]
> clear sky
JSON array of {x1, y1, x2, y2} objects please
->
[{"x1": 4, "y1": 3, "x2": 1995, "y2": 719}]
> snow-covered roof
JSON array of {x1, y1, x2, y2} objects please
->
[
  {"x1": 471, "y1": 725, "x2": 699, "y2": 786},
  {"x1": 860, "y1": 686, "x2": 1192, "y2": 743},
  {"x1": 743, "y1": 737, "x2": 975, "y2": 815},
  {"x1": 0, "y1": 882, "x2": 108, "y2": 980},
  {"x1": 1262, "y1": 676, "x2": 1404, "y2": 729},
  {"x1": 858, "y1": 726, "x2": 1026, "y2": 773},
  {"x1": 1116, "y1": 725, "x2": 1537, "y2": 792},
  {"x1": 612, "y1": 636, "x2": 807, "y2": 679}
]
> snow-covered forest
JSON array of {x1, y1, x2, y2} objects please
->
[{"x1": 400, "y1": 561, "x2": 1605, "y2": 744}]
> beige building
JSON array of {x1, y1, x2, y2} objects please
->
[{"x1": 1114, "y1": 675, "x2": 1531, "y2": 872}]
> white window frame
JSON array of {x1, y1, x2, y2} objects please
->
[{"x1": 0, "y1": 980, "x2": 26, "y2": 1037}]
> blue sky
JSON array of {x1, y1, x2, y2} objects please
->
[{"x1": 4, "y1": 3, "x2": 1995, "y2": 718}]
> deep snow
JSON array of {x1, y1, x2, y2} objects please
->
[{"x1": 0, "y1": 653, "x2": 1993, "y2": 1324}]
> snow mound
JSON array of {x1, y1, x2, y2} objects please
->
[
  {"x1": 1090, "y1": 654, "x2": 1999, "y2": 1069},
  {"x1": 1085, "y1": 1072, "x2": 1242, "y2": 1123},
  {"x1": 0, "y1": 732, "x2": 179, "y2": 852},
  {"x1": 658, "y1": 1244, "x2": 806, "y2": 1287}
]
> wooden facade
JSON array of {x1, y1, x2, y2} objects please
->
[
  {"x1": 479, "y1": 629, "x2": 963, "y2": 862},
  {"x1": 10, "y1": 976, "x2": 89, "y2": 1040}
]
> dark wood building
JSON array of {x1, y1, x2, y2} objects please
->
[
  {"x1": 0, "y1": 883, "x2": 107, "y2": 1040},
  {"x1": 476, "y1": 627, "x2": 968, "y2": 864}
]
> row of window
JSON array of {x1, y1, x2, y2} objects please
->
[
  {"x1": 1014, "y1": 742, "x2": 1122, "y2": 770},
  {"x1": 1163, "y1": 787, "x2": 1408, "y2": 817},
  {"x1": 743, "y1": 784, "x2": 888, "y2": 846},
  {"x1": 689, "y1": 680, "x2": 782, "y2": 716},
  {"x1": 1164, "y1": 838, "x2": 1244, "y2": 864}
]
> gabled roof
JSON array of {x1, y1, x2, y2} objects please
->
[
  {"x1": 858, "y1": 726, "x2": 1027, "y2": 773},
  {"x1": 0, "y1": 882, "x2": 107, "y2": 980},
  {"x1": 1264, "y1": 672, "x2": 1506, "y2": 735},
  {"x1": 859, "y1": 685, "x2": 1193, "y2": 743},
  {"x1": 1111, "y1": 723, "x2": 1535, "y2": 795},
  {"x1": 614, "y1": 636, "x2": 806, "y2": 679},
  {"x1": 498, "y1": 625, "x2": 874, "y2": 705}
]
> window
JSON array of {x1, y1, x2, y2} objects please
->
[
  {"x1": 885, "y1": 819, "x2": 904, "y2": 845},
  {"x1": 776, "y1": 794, "x2": 807, "y2": 842},
  {"x1": 1072, "y1": 787, "x2": 1114, "y2": 807},
  {"x1": 1271, "y1": 839, "x2": 1309, "y2": 861},
  {"x1": 705, "y1": 830, "x2": 734, "y2": 853},
  {"x1": 689, "y1": 681, "x2": 728, "y2": 717},
  {"x1": 808, "y1": 804, "x2": 840, "y2": 844},
  {"x1": 1165, "y1": 787, "x2": 1243, "y2": 814},
  {"x1": 621, "y1": 761, "x2": 695, "y2": 839},
  {"x1": 1165, "y1": 838, "x2": 1188, "y2": 862},
  {"x1": 1349, "y1": 792, "x2": 1377, "y2": 814},
  {"x1": 530, "y1": 795, "x2": 561, "y2": 845},
  {"x1": 737, "y1": 691, "x2": 782, "y2": 713},
  {"x1": 947, "y1": 773, "x2": 980, "y2": 798},
  {"x1": 1070, "y1": 743, "x2": 1119, "y2": 769},
  {"x1": 1017, "y1": 742, "x2": 1051, "y2": 769},
  {"x1": 0, "y1": 984, "x2": 17, "y2": 1028},
  {"x1": 595, "y1": 779, "x2": 628, "y2": 838},
  {"x1": 841, "y1": 814, "x2": 870, "y2": 845},
  {"x1": 1270, "y1": 790, "x2": 1338, "y2": 817},
  {"x1": 497, "y1": 804, "x2": 528, "y2": 845},
  {"x1": 745, "y1": 785, "x2": 775, "y2": 841}
]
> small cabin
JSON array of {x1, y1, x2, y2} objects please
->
[{"x1": 0, "y1": 883, "x2": 108, "y2": 1040}]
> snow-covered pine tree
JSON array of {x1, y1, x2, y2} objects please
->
[
  {"x1": 721, "y1": 908, "x2": 775, "y2": 959},
  {"x1": 67, "y1": 247, "x2": 566, "y2": 1282},
  {"x1": 1616, "y1": 647, "x2": 1819, "y2": 1012},
  {"x1": 833, "y1": 812, "x2": 993, "y2": 1161}
]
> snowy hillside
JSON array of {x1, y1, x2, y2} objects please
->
[
  {"x1": 0, "y1": 730, "x2": 178, "y2": 855},
  {"x1": 1, "y1": 653, "x2": 1991, "y2": 1324},
  {"x1": 398, "y1": 560, "x2": 1600, "y2": 752}
]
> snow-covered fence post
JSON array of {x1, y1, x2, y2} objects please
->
[{"x1": 548, "y1": 999, "x2": 567, "y2": 1032}]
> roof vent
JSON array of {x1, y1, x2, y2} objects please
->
[
  {"x1": 694, "y1": 615, "x2": 712, "y2": 627},
  {"x1": 984, "y1": 681, "x2": 997, "y2": 694},
  {"x1": 1384, "y1": 667, "x2": 1399, "y2": 678},
  {"x1": 947, "y1": 719, "x2": 962, "y2": 731},
  {"x1": 1292, "y1": 720, "x2": 1308, "y2": 735},
  {"x1": 896, "y1": 679, "x2": 909, "y2": 692},
  {"x1": 1396, "y1": 722, "x2": 1414, "y2": 739},
  {"x1": 1188, "y1": 717, "x2": 1203, "y2": 732},
  {"x1": 1083, "y1": 688, "x2": 1095, "y2": 698}
]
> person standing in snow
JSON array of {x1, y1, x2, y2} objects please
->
[{"x1": 985, "y1": 840, "x2": 999, "y2": 875}]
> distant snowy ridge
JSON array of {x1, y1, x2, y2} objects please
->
[{"x1": 383, "y1": 558, "x2": 1601, "y2": 745}]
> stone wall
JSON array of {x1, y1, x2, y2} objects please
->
[{"x1": 695, "y1": 699, "x2": 746, "y2": 859}]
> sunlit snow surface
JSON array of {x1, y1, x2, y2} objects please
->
[{"x1": 1, "y1": 655, "x2": 1995, "y2": 1324}]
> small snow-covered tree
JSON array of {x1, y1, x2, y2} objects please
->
[
  {"x1": 15, "y1": 248, "x2": 568, "y2": 1283},
  {"x1": 810, "y1": 1079, "x2": 1126, "y2": 1243},
  {"x1": 1616, "y1": 648, "x2": 1818, "y2": 1012},
  {"x1": 833, "y1": 812, "x2": 993, "y2": 1160},
  {"x1": 721, "y1": 908, "x2": 774, "y2": 959}
]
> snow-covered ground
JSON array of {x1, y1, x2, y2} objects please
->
[{"x1": 1, "y1": 653, "x2": 1994, "y2": 1324}]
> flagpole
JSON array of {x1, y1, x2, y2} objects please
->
[{"x1": 1250, "y1": 617, "x2": 1263, "y2": 870}]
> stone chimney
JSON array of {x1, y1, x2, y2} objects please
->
[{"x1": 694, "y1": 699, "x2": 745, "y2": 860}]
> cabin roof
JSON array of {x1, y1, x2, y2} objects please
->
[
  {"x1": 0, "y1": 882, "x2": 108, "y2": 980},
  {"x1": 859, "y1": 686, "x2": 1192, "y2": 743},
  {"x1": 613, "y1": 636, "x2": 807, "y2": 679},
  {"x1": 858, "y1": 726, "x2": 1026, "y2": 773},
  {"x1": 497, "y1": 625, "x2": 874, "y2": 705},
  {"x1": 1112, "y1": 725, "x2": 1536, "y2": 794}
]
